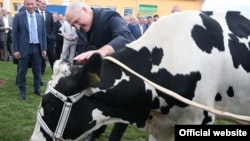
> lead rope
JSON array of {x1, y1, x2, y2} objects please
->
[{"x1": 104, "y1": 56, "x2": 250, "y2": 124}]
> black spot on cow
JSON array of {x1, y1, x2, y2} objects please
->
[
  {"x1": 201, "y1": 11, "x2": 214, "y2": 16},
  {"x1": 215, "y1": 93, "x2": 222, "y2": 101},
  {"x1": 228, "y1": 34, "x2": 250, "y2": 72},
  {"x1": 150, "y1": 93, "x2": 161, "y2": 109},
  {"x1": 226, "y1": 11, "x2": 250, "y2": 73},
  {"x1": 154, "y1": 69, "x2": 201, "y2": 108},
  {"x1": 226, "y1": 11, "x2": 250, "y2": 38},
  {"x1": 191, "y1": 13, "x2": 224, "y2": 53},
  {"x1": 148, "y1": 115, "x2": 153, "y2": 120},
  {"x1": 151, "y1": 47, "x2": 163, "y2": 65},
  {"x1": 113, "y1": 47, "x2": 153, "y2": 76},
  {"x1": 160, "y1": 106, "x2": 170, "y2": 114},
  {"x1": 202, "y1": 111, "x2": 212, "y2": 125},
  {"x1": 227, "y1": 86, "x2": 234, "y2": 97}
]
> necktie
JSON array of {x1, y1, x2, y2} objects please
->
[
  {"x1": 30, "y1": 14, "x2": 38, "y2": 43},
  {"x1": 41, "y1": 11, "x2": 45, "y2": 21}
]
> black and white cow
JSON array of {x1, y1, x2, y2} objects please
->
[{"x1": 31, "y1": 11, "x2": 250, "y2": 141}]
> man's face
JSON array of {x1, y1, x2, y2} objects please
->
[
  {"x1": 24, "y1": 0, "x2": 36, "y2": 13},
  {"x1": 38, "y1": 0, "x2": 46, "y2": 11},
  {"x1": 36, "y1": 0, "x2": 41, "y2": 7},
  {"x1": 1, "y1": 8, "x2": 7, "y2": 16},
  {"x1": 66, "y1": 7, "x2": 92, "y2": 32}
]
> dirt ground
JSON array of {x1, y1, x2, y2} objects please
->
[{"x1": 0, "y1": 79, "x2": 4, "y2": 87}]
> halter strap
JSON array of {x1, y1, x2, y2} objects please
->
[{"x1": 38, "y1": 81, "x2": 84, "y2": 140}]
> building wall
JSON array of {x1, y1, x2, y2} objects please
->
[{"x1": 0, "y1": 0, "x2": 204, "y2": 17}]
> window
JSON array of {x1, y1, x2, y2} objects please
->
[
  {"x1": 14, "y1": 3, "x2": 22, "y2": 12},
  {"x1": 123, "y1": 8, "x2": 133, "y2": 16}
]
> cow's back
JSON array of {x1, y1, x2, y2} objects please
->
[{"x1": 127, "y1": 10, "x2": 250, "y2": 121}]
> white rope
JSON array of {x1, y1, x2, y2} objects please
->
[{"x1": 104, "y1": 56, "x2": 250, "y2": 124}]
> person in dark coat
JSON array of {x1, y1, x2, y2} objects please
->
[
  {"x1": 37, "y1": 0, "x2": 56, "y2": 73},
  {"x1": 54, "y1": 14, "x2": 64, "y2": 59},
  {"x1": 65, "y1": 1, "x2": 135, "y2": 141}
]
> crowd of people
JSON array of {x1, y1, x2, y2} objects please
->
[{"x1": 0, "y1": 0, "x2": 181, "y2": 140}]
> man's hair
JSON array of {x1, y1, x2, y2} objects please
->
[
  {"x1": 66, "y1": 1, "x2": 84, "y2": 13},
  {"x1": 153, "y1": 14, "x2": 159, "y2": 18},
  {"x1": 147, "y1": 16, "x2": 152, "y2": 19}
]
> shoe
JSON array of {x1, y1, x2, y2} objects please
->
[
  {"x1": 85, "y1": 133, "x2": 96, "y2": 141},
  {"x1": 40, "y1": 81, "x2": 46, "y2": 86},
  {"x1": 34, "y1": 91, "x2": 43, "y2": 96},
  {"x1": 19, "y1": 93, "x2": 26, "y2": 100}
]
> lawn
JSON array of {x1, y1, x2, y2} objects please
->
[{"x1": 0, "y1": 61, "x2": 149, "y2": 141}]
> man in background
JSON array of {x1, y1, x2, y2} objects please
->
[
  {"x1": 0, "y1": 7, "x2": 14, "y2": 61},
  {"x1": 37, "y1": 0, "x2": 56, "y2": 75},
  {"x1": 12, "y1": 0, "x2": 47, "y2": 100}
]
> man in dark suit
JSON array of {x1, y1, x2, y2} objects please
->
[
  {"x1": 37, "y1": 0, "x2": 56, "y2": 73},
  {"x1": 66, "y1": 2, "x2": 135, "y2": 141},
  {"x1": 16, "y1": 0, "x2": 41, "y2": 85},
  {"x1": 54, "y1": 13, "x2": 64, "y2": 59},
  {"x1": 129, "y1": 17, "x2": 147, "y2": 39},
  {"x1": 18, "y1": 0, "x2": 40, "y2": 12},
  {"x1": 12, "y1": 0, "x2": 47, "y2": 100}
]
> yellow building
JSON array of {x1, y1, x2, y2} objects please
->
[{"x1": 0, "y1": 0, "x2": 204, "y2": 17}]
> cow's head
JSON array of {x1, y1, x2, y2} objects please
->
[{"x1": 31, "y1": 54, "x2": 105, "y2": 141}]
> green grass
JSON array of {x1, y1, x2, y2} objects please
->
[{"x1": 0, "y1": 61, "x2": 149, "y2": 141}]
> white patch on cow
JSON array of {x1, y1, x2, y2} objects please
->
[
  {"x1": 112, "y1": 71, "x2": 130, "y2": 88},
  {"x1": 238, "y1": 37, "x2": 250, "y2": 49},
  {"x1": 151, "y1": 64, "x2": 160, "y2": 73},
  {"x1": 91, "y1": 109, "x2": 130, "y2": 124},
  {"x1": 83, "y1": 87, "x2": 106, "y2": 96},
  {"x1": 91, "y1": 109, "x2": 110, "y2": 124},
  {"x1": 145, "y1": 82, "x2": 168, "y2": 111},
  {"x1": 30, "y1": 120, "x2": 46, "y2": 141},
  {"x1": 30, "y1": 103, "x2": 46, "y2": 141},
  {"x1": 83, "y1": 72, "x2": 129, "y2": 96},
  {"x1": 50, "y1": 60, "x2": 72, "y2": 87}
]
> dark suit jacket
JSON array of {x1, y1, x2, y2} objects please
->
[
  {"x1": 85, "y1": 8, "x2": 135, "y2": 51},
  {"x1": 128, "y1": 24, "x2": 147, "y2": 40},
  {"x1": 18, "y1": 6, "x2": 26, "y2": 12},
  {"x1": 54, "y1": 20, "x2": 63, "y2": 41},
  {"x1": 12, "y1": 11, "x2": 47, "y2": 58},
  {"x1": 76, "y1": 29, "x2": 90, "y2": 53},
  {"x1": 0, "y1": 17, "x2": 4, "y2": 42},
  {"x1": 36, "y1": 10, "x2": 55, "y2": 42}
]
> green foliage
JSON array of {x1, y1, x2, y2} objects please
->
[{"x1": 0, "y1": 61, "x2": 149, "y2": 141}]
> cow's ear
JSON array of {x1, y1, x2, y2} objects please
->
[
  {"x1": 84, "y1": 53, "x2": 102, "y2": 86},
  {"x1": 87, "y1": 72, "x2": 100, "y2": 86}
]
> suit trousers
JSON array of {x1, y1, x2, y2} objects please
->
[
  {"x1": 42, "y1": 39, "x2": 56, "y2": 72},
  {"x1": 1, "y1": 33, "x2": 9, "y2": 61},
  {"x1": 17, "y1": 44, "x2": 42, "y2": 93}
]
